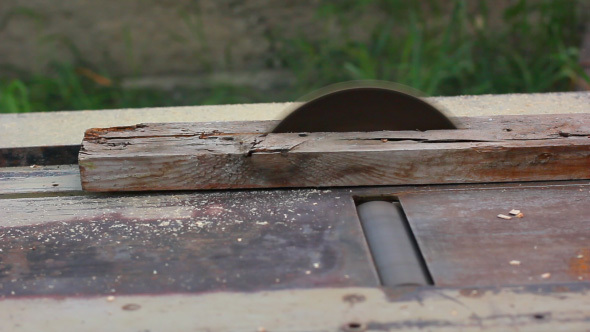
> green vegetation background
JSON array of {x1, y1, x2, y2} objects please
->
[{"x1": 1, "y1": 0, "x2": 588, "y2": 113}]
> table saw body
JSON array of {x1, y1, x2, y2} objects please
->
[{"x1": 1, "y1": 94, "x2": 590, "y2": 330}]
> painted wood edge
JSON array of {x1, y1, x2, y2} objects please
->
[{"x1": 1, "y1": 284, "x2": 589, "y2": 331}]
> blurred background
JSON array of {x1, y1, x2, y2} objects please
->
[{"x1": 0, "y1": 0, "x2": 589, "y2": 113}]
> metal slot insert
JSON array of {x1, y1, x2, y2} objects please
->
[{"x1": 356, "y1": 200, "x2": 432, "y2": 287}]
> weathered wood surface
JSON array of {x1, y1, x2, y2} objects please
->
[{"x1": 79, "y1": 114, "x2": 590, "y2": 192}]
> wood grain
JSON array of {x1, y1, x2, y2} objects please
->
[{"x1": 79, "y1": 114, "x2": 590, "y2": 192}]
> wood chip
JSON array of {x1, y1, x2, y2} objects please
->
[
  {"x1": 515, "y1": 212, "x2": 524, "y2": 218},
  {"x1": 509, "y1": 260, "x2": 521, "y2": 266},
  {"x1": 541, "y1": 273, "x2": 551, "y2": 279},
  {"x1": 497, "y1": 214, "x2": 512, "y2": 220},
  {"x1": 106, "y1": 296, "x2": 116, "y2": 302},
  {"x1": 509, "y1": 209, "x2": 521, "y2": 215}
]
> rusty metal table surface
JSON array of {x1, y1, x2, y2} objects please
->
[
  {"x1": 2, "y1": 166, "x2": 589, "y2": 297},
  {"x1": 398, "y1": 182, "x2": 590, "y2": 287},
  {"x1": 0, "y1": 189, "x2": 379, "y2": 296},
  {"x1": 2, "y1": 165, "x2": 590, "y2": 331},
  {"x1": 1, "y1": 95, "x2": 589, "y2": 331}
]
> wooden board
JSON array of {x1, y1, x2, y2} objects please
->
[{"x1": 79, "y1": 114, "x2": 590, "y2": 192}]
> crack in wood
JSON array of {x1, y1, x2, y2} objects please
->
[
  {"x1": 557, "y1": 132, "x2": 590, "y2": 138},
  {"x1": 78, "y1": 114, "x2": 590, "y2": 192},
  {"x1": 248, "y1": 140, "x2": 307, "y2": 155}
]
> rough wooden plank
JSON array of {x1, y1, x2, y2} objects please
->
[
  {"x1": 0, "y1": 188, "x2": 378, "y2": 295},
  {"x1": 79, "y1": 114, "x2": 590, "y2": 192},
  {"x1": 78, "y1": 114, "x2": 590, "y2": 140},
  {"x1": 0, "y1": 165, "x2": 82, "y2": 195},
  {"x1": 400, "y1": 182, "x2": 590, "y2": 287}
]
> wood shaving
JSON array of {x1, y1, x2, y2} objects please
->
[
  {"x1": 106, "y1": 296, "x2": 115, "y2": 302},
  {"x1": 515, "y1": 212, "x2": 524, "y2": 218},
  {"x1": 509, "y1": 260, "x2": 521, "y2": 266},
  {"x1": 509, "y1": 209, "x2": 521, "y2": 215},
  {"x1": 497, "y1": 214, "x2": 512, "y2": 220},
  {"x1": 541, "y1": 273, "x2": 551, "y2": 279}
]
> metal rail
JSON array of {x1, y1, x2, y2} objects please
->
[{"x1": 357, "y1": 201, "x2": 431, "y2": 287}]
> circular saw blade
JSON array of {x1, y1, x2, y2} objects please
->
[{"x1": 272, "y1": 81, "x2": 456, "y2": 133}]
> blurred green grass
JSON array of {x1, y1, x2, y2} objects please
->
[{"x1": 1, "y1": 0, "x2": 588, "y2": 113}]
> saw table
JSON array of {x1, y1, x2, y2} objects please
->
[{"x1": 0, "y1": 92, "x2": 589, "y2": 331}]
